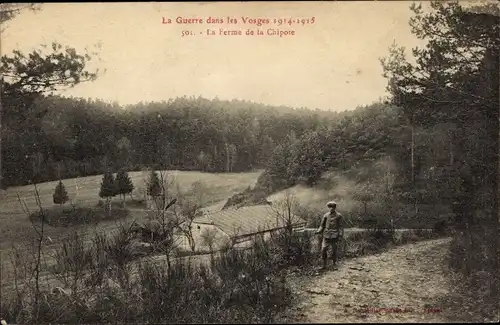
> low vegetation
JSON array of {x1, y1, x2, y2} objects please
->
[
  {"x1": 0, "y1": 207, "x2": 445, "y2": 324},
  {"x1": 447, "y1": 222, "x2": 499, "y2": 321},
  {"x1": 28, "y1": 206, "x2": 130, "y2": 227},
  {"x1": 1, "y1": 163, "x2": 449, "y2": 324}
]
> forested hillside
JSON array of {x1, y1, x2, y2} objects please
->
[
  {"x1": 3, "y1": 88, "x2": 468, "y2": 212},
  {"x1": 1, "y1": 94, "x2": 343, "y2": 187},
  {"x1": 2, "y1": 84, "x2": 422, "y2": 191}
]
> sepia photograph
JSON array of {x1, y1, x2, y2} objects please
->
[{"x1": 0, "y1": 1, "x2": 498, "y2": 323}]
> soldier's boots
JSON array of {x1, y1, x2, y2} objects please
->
[{"x1": 320, "y1": 260, "x2": 338, "y2": 271}]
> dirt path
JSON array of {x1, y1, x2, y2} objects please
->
[{"x1": 282, "y1": 238, "x2": 460, "y2": 323}]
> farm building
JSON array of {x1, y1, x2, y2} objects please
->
[{"x1": 178, "y1": 204, "x2": 307, "y2": 251}]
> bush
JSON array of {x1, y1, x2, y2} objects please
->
[
  {"x1": 53, "y1": 180, "x2": 69, "y2": 205},
  {"x1": 268, "y1": 229, "x2": 314, "y2": 268},
  {"x1": 294, "y1": 205, "x2": 323, "y2": 228},
  {"x1": 433, "y1": 220, "x2": 448, "y2": 235},
  {"x1": 29, "y1": 206, "x2": 130, "y2": 227},
  {"x1": 222, "y1": 187, "x2": 271, "y2": 209},
  {"x1": 124, "y1": 198, "x2": 146, "y2": 208},
  {"x1": 1, "y1": 225, "x2": 296, "y2": 324}
]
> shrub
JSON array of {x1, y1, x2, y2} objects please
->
[
  {"x1": 268, "y1": 229, "x2": 314, "y2": 267},
  {"x1": 28, "y1": 206, "x2": 130, "y2": 227},
  {"x1": 123, "y1": 198, "x2": 146, "y2": 208},
  {"x1": 294, "y1": 205, "x2": 323, "y2": 228},
  {"x1": 99, "y1": 170, "x2": 117, "y2": 200},
  {"x1": 222, "y1": 187, "x2": 270, "y2": 209},
  {"x1": 433, "y1": 220, "x2": 448, "y2": 235},
  {"x1": 53, "y1": 180, "x2": 69, "y2": 205}
]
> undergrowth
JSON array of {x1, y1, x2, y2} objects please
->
[
  {"x1": 1, "y1": 218, "x2": 446, "y2": 324},
  {"x1": 447, "y1": 222, "x2": 499, "y2": 322}
]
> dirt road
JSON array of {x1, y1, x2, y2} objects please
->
[{"x1": 282, "y1": 238, "x2": 462, "y2": 323}]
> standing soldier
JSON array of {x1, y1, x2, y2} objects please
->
[{"x1": 316, "y1": 201, "x2": 344, "y2": 270}]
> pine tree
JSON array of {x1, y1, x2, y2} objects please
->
[
  {"x1": 147, "y1": 170, "x2": 161, "y2": 198},
  {"x1": 53, "y1": 180, "x2": 69, "y2": 206},
  {"x1": 99, "y1": 170, "x2": 116, "y2": 214},
  {"x1": 115, "y1": 169, "x2": 134, "y2": 201}
]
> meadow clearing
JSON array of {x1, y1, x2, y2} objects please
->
[
  {"x1": 0, "y1": 169, "x2": 262, "y2": 250},
  {"x1": 0, "y1": 169, "x2": 264, "y2": 295}
]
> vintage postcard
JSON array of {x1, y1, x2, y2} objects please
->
[{"x1": 0, "y1": 1, "x2": 498, "y2": 324}]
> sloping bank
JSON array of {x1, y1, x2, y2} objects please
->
[{"x1": 277, "y1": 237, "x2": 477, "y2": 323}]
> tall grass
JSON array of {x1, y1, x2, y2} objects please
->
[{"x1": 1, "y1": 225, "x2": 296, "y2": 323}]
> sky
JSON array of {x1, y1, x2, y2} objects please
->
[{"x1": 2, "y1": 1, "x2": 432, "y2": 112}]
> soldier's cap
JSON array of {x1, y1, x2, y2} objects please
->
[{"x1": 326, "y1": 201, "x2": 337, "y2": 208}]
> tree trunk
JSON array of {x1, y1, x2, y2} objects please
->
[
  {"x1": 186, "y1": 232, "x2": 196, "y2": 252},
  {"x1": 449, "y1": 136, "x2": 454, "y2": 166},
  {"x1": 0, "y1": 77, "x2": 2, "y2": 190},
  {"x1": 411, "y1": 125, "x2": 417, "y2": 214},
  {"x1": 166, "y1": 252, "x2": 171, "y2": 275},
  {"x1": 486, "y1": 47, "x2": 499, "y2": 299},
  {"x1": 225, "y1": 142, "x2": 230, "y2": 172},
  {"x1": 107, "y1": 198, "x2": 112, "y2": 217}
]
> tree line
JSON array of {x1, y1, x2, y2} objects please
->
[{"x1": 1, "y1": 93, "x2": 349, "y2": 187}]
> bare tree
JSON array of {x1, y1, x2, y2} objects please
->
[
  {"x1": 134, "y1": 170, "x2": 181, "y2": 272},
  {"x1": 269, "y1": 189, "x2": 301, "y2": 236},
  {"x1": 51, "y1": 231, "x2": 93, "y2": 301},
  {"x1": 353, "y1": 181, "x2": 376, "y2": 218},
  {"x1": 0, "y1": 3, "x2": 41, "y2": 29},
  {"x1": 174, "y1": 197, "x2": 203, "y2": 252},
  {"x1": 164, "y1": 180, "x2": 207, "y2": 253},
  {"x1": 200, "y1": 227, "x2": 219, "y2": 262},
  {"x1": 190, "y1": 180, "x2": 208, "y2": 207},
  {"x1": 13, "y1": 182, "x2": 47, "y2": 321}
]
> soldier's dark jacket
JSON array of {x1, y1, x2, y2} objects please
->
[{"x1": 318, "y1": 211, "x2": 343, "y2": 239}]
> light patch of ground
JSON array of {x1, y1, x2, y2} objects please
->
[
  {"x1": 281, "y1": 238, "x2": 462, "y2": 323},
  {"x1": 267, "y1": 174, "x2": 360, "y2": 213}
]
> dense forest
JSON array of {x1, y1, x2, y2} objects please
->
[
  {"x1": 1, "y1": 93, "x2": 353, "y2": 187},
  {"x1": 2, "y1": 84, "x2": 461, "y2": 210}
]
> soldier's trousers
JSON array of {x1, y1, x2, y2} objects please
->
[{"x1": 321, "y1": 237, "x2": 339, "y2": 264}]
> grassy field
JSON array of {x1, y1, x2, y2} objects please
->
[{"x1": 0, "y1": 169, "x2": 262, "y2": 250}]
